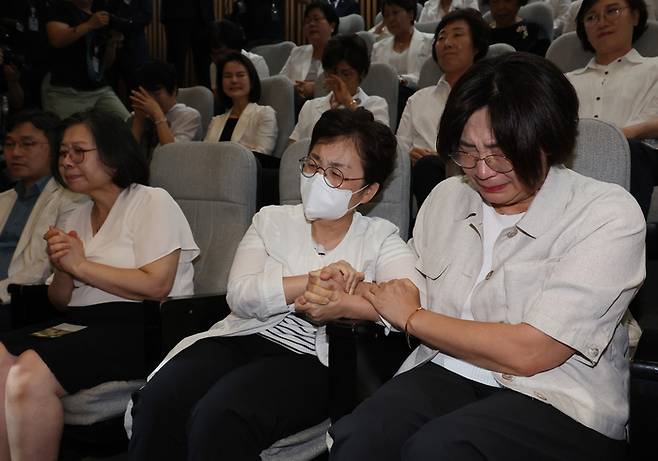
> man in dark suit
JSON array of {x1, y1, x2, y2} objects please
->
[{"x1": 160, "y1": 0, "x2": 214, "y2": 87}]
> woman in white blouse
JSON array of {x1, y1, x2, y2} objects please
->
[
  {"x1": 204, "y1": 52, "x2": 278, "y2": 156},
  {"x1": 127, "y1": 108, "x2": 425, "y2": 459},
  {"x1": 372, "y1": 0, "x2": 434, "y2": 90},
  {"x1": 280, "y1": 1, "x2": 340, "y2": 100},
  {"x1": 0, "y1": 109, "x2": 198, "y2": 460},
  {"x1": 289, "y1": 34, "x2": 390, "y2": 143},
  {"x1": 418, "y1": 0, "x2": 480, "y2": 23}
]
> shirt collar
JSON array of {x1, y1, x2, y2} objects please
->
[
  {"x1": 14, "y1": 175, "x2": 51, "y2": 200},
  {"x1": 452, "y1": 166, "x2": 570, "y2": 239},
  {"x1": 575, "y1": 48, "x2": 644, "y2": 74}
]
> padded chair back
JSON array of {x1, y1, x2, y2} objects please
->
[
  {"x1": 251, "y1": 41, "x2": 296, "y2": 75},
  {"x1": 547, "y1": 21, "x2": 658, "y2": 72},
  {"x1": 177, "y1": 86, "x2": 214, "y2": 139},
  {"x1": 417, "y1": 43, "x2": 516, "y2": 89},
  {"x1": 356, "y1": 30, "x2": 375, "y2": 57},
  {"x1": 151, "y1": 142, "x2": 258, "y2": 294},
  {"x1": 338, "y1": 13, "x2": 365, "y2": 34},
  {"x1": 260, "y1": 75, "x2": 296, "y2": 158},
  {"x1": 360, "y1": 62, "x2": 400, "y2": 132},
  {"x1": 415, "y1": 21, "x2": 438, "y2": 34},
  {"x1": 280, "y1": 139, "x2": 411, "y2": 239},
  {"x1": 483, "y1": 2, "x2": 554, "y2": 41},
  {"x1": 569, "y1": 118, "x2": 630, "y2": 190}
]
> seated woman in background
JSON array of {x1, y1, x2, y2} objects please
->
[
  {"x1": 418, "y1": 0, "x2": 480, "y2": 23},
  {"x1": 371, "y1": 0, "x2": 434, "y2": 123},
  {"x1": 289, "y1": 34, "x2": 390, "y2": 143},
  {"x1": 566, "y1": 0, "x2": 657, "y2": 217},
  {"x1": 204, "y1": 52, "x2": 278, "y2": 158},
  {"x1": 485, "y1": 0, "x2": 550, "y2": 56},
  {"x1": 127, "y1": 108, "x2": 425, "y2": 460},
  {"x1": 397, "y1": 8, "x2": 489, "y2": 207},
  {"x1": 329, "y1": 52, "x2": 643, "y2": 461},
  {"x1": 0, "y1": 110, "x2": 198, "y2": 460},
  {"x1": 280, "y1": 1, "x2": 339, "y2": 102}
]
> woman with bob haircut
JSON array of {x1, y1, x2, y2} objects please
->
[
  {"x1": 567, "y1": 0, "x2": 658, "y2": 217},
  {"x1": 289, "y1": 34, "x2": 390, "y2": 143},
  {"x1": 396, "y1": 7, "x2": 489, "y2": 206},
  {"x1": 0, "y1": 109, "x2": 198, "y2": 459},
  {"x1": 204, "y1": 52, "x2": 278, "y2": 156},
  {"x1": 127, "y1": 108, "x2": 425, "y2": 460},
  {"x1": 329, "y1": 52, "x2": 644, "y2": 460},
  {"x1": 280, "y1": 1, "x2": 340, "y2": 100}
]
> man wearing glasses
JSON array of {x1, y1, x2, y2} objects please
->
[{"x1": 0, "y1": 111, "x2": 81, "y2": 304}]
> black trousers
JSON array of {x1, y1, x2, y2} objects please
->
[
  {"x1": 128, "y1": 334, "x2": 329, "y2": 461},
  {"x1": 329, "y1": 362, "x2": 629, "y2": 461},
  {"x1": 629, "y1": 139, "x2": 658, "y2": 218}
]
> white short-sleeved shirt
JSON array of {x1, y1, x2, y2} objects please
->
[
  {"x1": 396, "y1": 76, "x2": 451, "y2": 154},
  {"x1": 289, "y1": 87, "x2": 390, "y2": 142},
  {"x1": 62, "y1": 184, "x2": 199, "y2": 306},
  {"x1": 566, "y1": 48, "x2": 658, "y2": 129},
  {"x1": 418, "y1": 0, "x2": 479, "y2": 24},
  {"x1": 165, "y1": 103, "x2": 202, "y2": 143}
]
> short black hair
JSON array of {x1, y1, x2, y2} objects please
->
[
  {"x1": 310, "y1": 108, "x2": 396, "y2": 188},
  {"x1": 54, "y1": 110, "x2": 149, "y2": 189},
  {"x1": 208, "y1": 19, "x2": 247, "y2": 51},
  {"x1": 304, "y1": 1, "x2": 340, "y2": 36},
  {"x1": 136, "y1": 60, "x2": 178, "y2": 94},
  {"x1": 216, "y1": 52, "x2": 262, "y2": 109},
  {"x1": 432, "y1": 8, "x2": 490, "y2": 63},
  {"x1": 438, "y1": 53, "x2": 578, "y2": 191},
  {"x1": 576, "y1": 0, "x2": 648, "y2": 52},
  {"x1": 382, "y1": 0, "x2": 418, "y2": 22},
  {"x1": 8, "y1": 110, "x2": 61, "y2": 158},
  {"x1": 322, "y1": 34, "x2": 370, "y2": 79}
]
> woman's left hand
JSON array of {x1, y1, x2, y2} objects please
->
[
  {"x1": 129, "y1": 86, "x2": 165, "y2": 121},
  {"x1": 294, "y1": 80, "x2": 315, "y2": 98},
  {"x1": 364, "y1": 279, "x2": 421, "y2": 329},
  {"x1": 45, "y1": 227, "x2": 86, "y2": 277},
  {"x1": 294, "y1": 289, "x2": 345, "y2": 325}
]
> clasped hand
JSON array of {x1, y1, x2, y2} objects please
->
[
  {"x1": 363, "y1": 278, "x2": 421, "y2": 329},
  {"x1": 294, "y1": 261, "x2": 364, "y2": 325},
  {"x1": 44, "y1": 226, "x2": 86, "y2": 276}
]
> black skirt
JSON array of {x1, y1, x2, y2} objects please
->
[{"x1": 0, "y1": 302, "x2": 146, "y2": 393}]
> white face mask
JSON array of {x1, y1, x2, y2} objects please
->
[{"x1": 300, "y1": 173, "x2": 368, "y2": 221}]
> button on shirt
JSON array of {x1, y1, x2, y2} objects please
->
[
  {"x1": 396, "y1": 76, "x2": 451, "y2": 155},
  {"x1": 566, "y1": 48, "x2": 658, "y2": 129},
  {"x1": 0, "y1": 176, "x2": 51, "y2": 279}
]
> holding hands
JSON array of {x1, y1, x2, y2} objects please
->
[
  {"x1": 364, "y1": 279, "x2": 421, "y2": 330},
  {"x1": 44, "y1": 226, "x2": 86, "y2": 277}
]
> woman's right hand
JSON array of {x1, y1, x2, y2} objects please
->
[{"x1": 45, "y1": 226, "x2": 86, "y2": 276}]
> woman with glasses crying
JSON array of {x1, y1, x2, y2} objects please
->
[
  {"x1": 0, "y1": 109, "x2": 198, "y2": 460},
  {"x1": 329, "y1": 53, "x2": 644, "y2": 461},
  {"x1": 127, "y1": 108, "x2": 424, "y2": 460}
]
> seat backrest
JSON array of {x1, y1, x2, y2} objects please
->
[
  {"x1": 150, "y1": 142, "x2": 258, "y2": 294},
  {"x1": 359, "y1": 62, "x2": 400, "y2": 132},
  {"x1": 177, "y1": 86, "x2": 214, "y2": 139},
  {"x1": 338, "y1": 13, "x2": 365, "y2": 34},
  {"x1": 279, "y1": 139, "x2": 411, "y2": 239},
  {"x1": 417, "y1": 43, "x2": 516, "y2": 89},
  {"x1": 483, "y1": 2, "x2": 554, "y2": 41},
  {"x1": 415, "y1": 21, "x2": 438, "y2": 34},
  {"x1": 251, "y1": 41, "x2": 296, "y2": 75},
  {"x1": 356, "y1": 30, "x2": 375, "y2": 57},
  {"x1": 547, "y1": 21, "x2": 658, "y2": 72},
  {"x1": 260, "y1": 75, "x2": 295, "y2": 158},
  {"x1": 569, "y1": 118, "x2": 630, "y2": 191}
]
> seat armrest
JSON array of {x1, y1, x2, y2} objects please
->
[
  {"x1": 631, "y1": 328, "x2": 658, "y2": 380},
  {"x1": 630, "y1": 327, "x2": 658, "y2": 455},
  {"x1": 326, "y1": 319, "x2": 413, "y2": 422}
]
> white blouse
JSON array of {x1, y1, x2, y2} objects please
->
[{"x1": 61, "y1": 184, "x2": 199, "y2": 306}]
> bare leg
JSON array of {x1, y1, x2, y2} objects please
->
[
  {"x1": 0, "y1": 344, "x2": 17, "y2": 461},
  {"x1": 5, "y1": 349, "x2": 67, "y2": 461}
]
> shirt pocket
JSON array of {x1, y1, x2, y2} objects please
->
[
  {"x1": 502, "y1": 259, "x2": 553, "y2": 324},
  {"x1": 415, "y1": 254, "x2": 450, "y2": 309}
]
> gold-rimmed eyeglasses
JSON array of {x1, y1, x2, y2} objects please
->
[
  {"x1": 299, "y1": 156, "x2": 365, "y2": 188},
  {"x1": 59, "y1": 145, "x2": 97, "y2": 164},
  {"x1": 583, "y1": 6, "x2": 629, "y2": 27},
  {"x1": 448, "y1": 150, "x2": 514, "y2": 173}
]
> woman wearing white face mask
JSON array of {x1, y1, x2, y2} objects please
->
[{"x1": 127, "y1": 107, "x2": 425, "y2": 460}]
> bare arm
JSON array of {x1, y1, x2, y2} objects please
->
[
  {"x1": 622, "y1": 118, "x2": 658, "y2": 140},
  {"x1": 46, "y1": 11, "x2": 109, "y2": 48},
  {"x1": 47, "y1": 269, "x2": 75, "y2": 309}
]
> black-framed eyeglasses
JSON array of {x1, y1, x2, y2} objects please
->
[
  {"x1": 583, "y1": 6, "x2": 629, "y2": 26},
  {"x1": 59, "y1": 145, "x2": 97, "y2": 164},
  {"x1": 299, "y1": 156, "x2": 365, "y2": 189},
  {"x1": 3, "y1": 140, "x2": 49, "y2": 151},
  {"x1": 448, "y1": 150, "x2": 514, "y2": 173}
]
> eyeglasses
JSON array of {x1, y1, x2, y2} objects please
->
[
  {"x1": 583, "y1": 6, "x2": 629, "y2": 27},
  {"x1": 59, "y1": 145, "x2": 97, "y2": 164},
  {"x1": 449, "y1": 150, "x2": 514, "y2": 173},
  {"x1": 3, "y1": 140, "x2": 49, "y2": 151},
  {"x1": 299, "y1": 156, "x2": 365, "y2": 188},
  {"x1": 303, "y1": 15, "x2": 327, "y2": 25}
]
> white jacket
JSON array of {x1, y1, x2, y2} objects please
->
[{"x1": 372, "y1": 29, "x2": 434, "y2": 88}]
